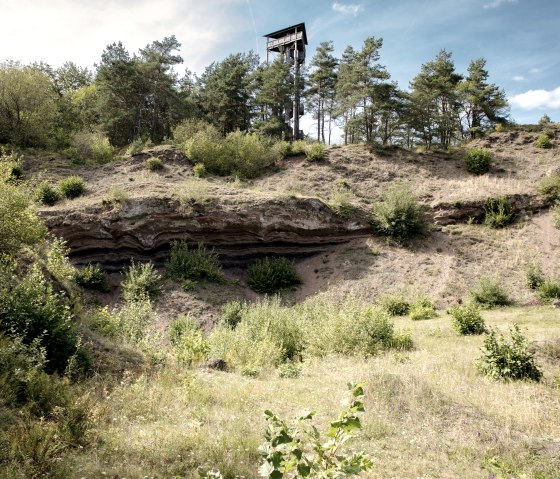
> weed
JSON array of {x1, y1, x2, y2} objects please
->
[
  {"x1": 524, "y1": 262, "x2": 545, "y2": 290},
  {"x1": 193, "y1": 163, "x2": 206, "y2": 178},
  {"x1": 409, "y1": 297, "x2": 438, "y2": 320},
  {"x1": 276, "y1": 362, "x2": 301, "y2": 378},
  {"x1": 537, "y1": 174, "x2": 560, "y2": 202},
  {"x1": 34, "y1": 181, "x2": 60, "y2": 206},
  {"x1": 144, "y1": 156, "x2": 163, "y2": 171},
  {"x1": 291, "y1": 140, "x2": 307, "y2": 155},
  {"x1": 75, "y1": 263, "x2": 109, "y2": 292},
  {"x1": 535, "y1": 133, "x2": 552, "y2": 149},
  {"x1": 484, "y1": 196, "x2": 514, "y2": 228},
  {"x1": 170, "y1": 315, "x2": 209, "y2": 366},
  {"x1": 57, "y1": 176, "x2": 85, "y2": 199},
  {"x1": 552, "y1": 202, "x2": 560, "y2": 229},
  {"x1": 465, "y1": 148, "x2": 492, "y2": 175},
  {"x1": 220, "y1": 300, "x2": 245, "y2": 329},
  {"x1": 166, "y1": 241, "x2": 224, "y2": 283},
  {"x1": 536, "y1": 279, "x2": 560, "y2": 303},
  {"x1": 477, "y1": 324, "x2": 542, "y2": 381},
  {"x1": 305, "y1": 142, "x2": 326, "y2": 161},
  {"x1": 102, "y1": 187, "x2": 130, "y2": 209},
  {"x1": 247, "y1": 257, "x2": 301, "y2": 294},
  {"x1": 470, "y1": 275, "x2": 510, "y2": 308},
  {"x1": 121, "y1": 260, "x2": 161, "y2": 302},
  {"x1": 378, "y1": 293, "x2": 410, "y2": 316}
]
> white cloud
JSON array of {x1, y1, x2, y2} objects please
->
[
  {"x1": 332, "y1": 2, "x2": 363, "y2": 15},
  {"x1": 483, "y1": 0, "x2": 517, "y2": 9},
  {"x1": 513, "y1": 75, "x2": 525, "y2": 82},
  {"x1": 510, "y1": 87, "x2": 560, "y2": 110},
  {"x1": 529, "y1": 67, "x2": 541, "y2": 74},
  {"x1": 0, "y1": 0, "x2": 247, "y2": 73}
]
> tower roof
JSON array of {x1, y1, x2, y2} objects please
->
[{"x1": 264, "y1": 22, "x2": 307, "y2": 46}]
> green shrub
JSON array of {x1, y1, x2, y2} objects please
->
[
  {"x1": 449, "y1": 303, "x2": 486, "y2": 335},
  {"x1": 75, "y1": 264, "x2": 109, "y2": 292},
  {"x1": 220, "y1": 300, "x2": 245, "y2": 328},
  {"x1": 172, "y1": 119, "x2": 213, "y2": 146},
  {"x1": 144, "y1": 156, "x2": 163, "y2": 171},
  {"x1": 409, "y1": 297, "x2": 437, "y2": 320},
  {"x1": 378, "y1": 294, "x2": 410, "y2": 316},
  {"x1": 291, "y1": 140, "x2": 307, "y2": 155},
  {"x1": 193, "y1": 163, "x2": 206, "y2": 178},
  {"x1": 0, "y1": 183, "x2": 46, "y2": 253},
  {"x1": 477, "y1": 324, "x2": 542, "y2": 381},
  {"x1": 276, "y1": 362, "x2": 301, "y2": 378},
  {"x1": 247, "y1": 256, "x2": 301, "y2": 294},
  {"x1": 121, "y1": 260, "x2": 161, "y2": 302},
  {"x1": 524, "y1": 262, "x2": 545, "y2": 290},
  {"x1": 305, "y1": 142, "x2": 325, "y2": 161},
  {"x1": 483, "y1": 196, "x2": 514, "y2": 228},
  {"x1": 465, "y1": 148, "x2": 492, "y2": 175},
  {"x1": 0, "y1": 261, "x2": 82, "y2": 374},
  {"x1": 470, "y1": 275, "x2": 510, "y2": 308},
  {"x1": 57, "y1": 175, "x2": 85, "y2": 199},
  {"x1": 0, "y1": 148, "x2": 23, "y2": 183},
  {"x1": 553, "y1": 202, "x2": 560, "y2": 229},
  {"x1": 537, "y1": 174, "x2": 560, "y2": 202},
  {"x1": 535, "y1": 133, "x2": 552, "y2": 149},
  {"x1": 166, "y1": 241, "x2": 224, "y2": 283},
  {"x1": 276, "y1": 140, "x2": 292, "y2": 158},
  {"x1": 126, "y1": 138, "x2": 153, "y2": 156},
  {"x1": 536, "y1": 279, "x2": 560, "y2": 303},
  {"x1": 34, "y1": 181, "x2": 60, "y2": 206},
  {"x1": 371, "y1": 183, "x2": 424, "y2": 242},
  {"x1": 72, "y1": 131, "x2": 114, "y2": 163},
  {"x1": 538, "y1": 114, "x2": 552, "y2": 125},
  {"x1": 169, "y1": 315, "x2": 209, "y2": 365},
  {"x1": 101, "y1": 187, "x2": 129, "y2": 209},
  {"x1": 389, "y1": 330, "x2": 415, "y2": 350},
  {"x1": 328, "y1": 184, "x2": 355, "y2": 218}
]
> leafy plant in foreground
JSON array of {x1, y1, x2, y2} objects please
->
[
  {"x1": 449, "y1": 303, "x2": 486, "y2": 335},
  {"x1": 483, "y1": 196, "x2": 514, "y2": 228},
  {"x1": 258, "y1": 382, "x2": 372, "y2": 479},
  {"x1": 247, "y1": 256, "x2": 301, "y2": 294},
  {"x1": 166, "y1": 241, "x2": 224, "y2": 283},
  {"x1": 121, "y1": 260, "x2": 161, "y2": 301},
  {"x1": 477, "y1": 324, "x2": 542, "y2": 381},
  {"x1": 465, "y1": 147, "x2": 492, "y2": 175}
]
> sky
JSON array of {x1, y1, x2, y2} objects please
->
[{"x1": 2, "y1": 0, "x2": 560, "y2": 135}]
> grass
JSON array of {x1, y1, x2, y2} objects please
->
[{"x1": 54, "y1": 306, "x2": 560, "y2": 478}]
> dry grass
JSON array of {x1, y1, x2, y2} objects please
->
[{"x1": 62, "y1": 306, "x2": 560, "y2": 478}]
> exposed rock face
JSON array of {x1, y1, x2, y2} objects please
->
[{"x1": 39, "y1": 196, "x2": 372, "y2": 268}]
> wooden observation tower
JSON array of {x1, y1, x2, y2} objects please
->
[{"x1": 264, "y1": 22, "x2": 307, "y2": 140}]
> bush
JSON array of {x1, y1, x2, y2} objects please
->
[
  {"x1": 537, "y1": 174, "x2": 560, "y2": 202},
  {"x1": 477, "y1": 324, "x2": 542, "y2": 381},
  {"x1": 247, "y1": 256, "x2": 301, "y2": 294},
  {"x1": 276, "y1": 362, "x2": 301, "y2": 378},
  {"x1": 57, "y1": 176, "x2": 85, "y2": 199},
  {"x1": 169, "y1": 315, "x2": 209, "y2": 365},
  {"x1": 144, "y1": 156, "x2": 163, "y2": 171},
  {"x1": 524, "y1": 262, "x2": 545, "y2": 290},
  {"x1": 539, "y1": 114, "x2": 552, "y2": 125},
  {"x1": 126, "y1": 138, "x2": 153, "y2": 156},
  {"x1": 0, "y1": 148, "x2": 23, "y2": 183},
  {"x1": 305, "y1": 142, "x2": 326, "y2": 161},
  {"x1": 34, "y1": 181, "x2": 60, "y2": 206},
  {"x1": 102, "y1": 187, "x2": 129, "y2": 209},
  {"x1": 378, "y1": 293, "x2": 410, "y2": 316},
  {"x1": 0, "y1": 183, "x2": 46, "y2": 252},
  {"x1": 535, "y1": 133, "x2": 552, "y2": 149},
  {"x1": 536, "y1": 279, "x2": 560, "y2": 303},
  {"x1": 449, "y1": 303, "x2": 486, "y2": 335},
  {"x1": 483, "y1": 196, "x2": 514, "y2": 228},
  {"x1": 409, "y1": 297, "x2": 437, "y2": 320},
  {"x1": 470, "y1": 275, "x2": 510, "y2": 308},
  {"x1": 291, "y1": 140, "x2": 307, "y2": 155},
  {"x1": 166, "y1": 241, "x2": 224, "y2": 283},
  {"x1": 75, "y1": 263, "x2": 109, "y2": 292},
  {"x1": 172, "y1": 119, "x2": 213, "y2": 146},
  {"x1": 465, "y1": 148, "x2": 492, "y2": 175},
  {"x1": 72, "y1": 131, "x2": 114, "y2": 163},
  {"x1": 121, "y1": 260, "x2": 161, "y2": 302},
  {"x1": 220, "y1": 300, "x2": 245, "y2": 328},
  {"x1": 0, "y1": 261, "x2": 82, "y2": 374},
  {"x1": 276, "y1": 140, "x2": 292, "y2": 158},
  {"x1": 328, "y1": 184, "x2": 355, "y2": 218},
  {"x1": 553, "y1": 202, "x2": 560, "y2": 229},
  {"x1": 371, "y1": 183, "x2": 424, "y2": 242},
  {"x1": 193, "y1": 163, "x2": 206, "y2": 178}
]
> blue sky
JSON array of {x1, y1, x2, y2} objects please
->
[{"x1": 2, "y1": 0, "x2": 560, "y2": 126}]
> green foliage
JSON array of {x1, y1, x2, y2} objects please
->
[
  {"x1": 552, "y1": 202, "x2": 560, "y2": 229},
  {"x1": 258, "y1": 382, "x2": 372, "y2": 479},
  {"x1": 378, "y1": 293, "x2": 410, "y2": 316},
  {"x1": 102, "y1": 187, "x2": 130, "y2": 209},
  {"x1": 483, "y1": 196, "x2": 514, "y2": 228},
  {"x1": 538, "y1": 114, "x2": 552, "y2": 125},
  {"x1": 470, "y1": 275, "x2": 510, "y2": 308},
  {"x1": 34, "y1": 181, "x2": 60, "y2": 206},
  {"x1": 371, "y1": 183, "x2": 424, "y2": 242},
  {"x1": 247, "y1": 257, "x2": 301, "y2": 294},
  {"x1": 126, "y1": 138, "x2": 153, "y2": 156},
  {"x1": 464, "y1": 147, "x2": 492, "y2": 175},
  {"x1": 0, "y1": 183, "x2": 46, "y2": 252},
  {"x1": 184, "y1": 128, "x2": 276, "y2": 178},
  {"x1": 276, "y1": 140, "x2": 293, "y2": 158},
  {"x1": 193, "y1": 163, "x2": 206, "y2": 178},
  {"x1": 536, "y1": 279, "x2": 560, "y2": 303},
  {"x1": 305, "y1": 142, "x2": 326, "y2": 161},
  {"x1": 537, "y1": 174, "x2": 560, "y2": 202},
  {"x1": 57, "y1": 175, "x2": 86, "y2": 199},
  {"x1": 535, "y1": 133, "x2": 552, "y2": 149},
  {"x1": 477, "y1": 324, "x2": 542, "y2": 381},
  {"x1": 172, "y1": 119, "x2": 213, "y2": 146},
  {"x1": 72, "y1": 131, "x2": 114, "y2": 163},
  {"x1": 121, "y1": 260, "x2": 161, "y2": 302},
  {"x1": 169, "y1": 315, "x2": 209, "y2": 365},
  {"x1": 449, "y1": 303, "x2": 486, "y2": 335},
  {"x1": 220, "y1": 300, "x2": 245, "y2": 329},
  {"x1": 524, "y1": 262, "x2": 545, "y2": 290},
  {"x1": 0, "y1": 148, "x2": 23, "y2": 183},
  {"x1": 328, "y1": 183, "x2": 355, "y2": 218},
  {"x1": 166, "y1": 241, "x2": 224, "y2": 283},
  {"x1": 144, "y1": 156, "x2": 163, "y2": 171},
  {"x1": 0, "y1": 260, "x2": 82, "y2": 374},
  {"x1": 276, "y1": 362, "x2": 301, "y2": 379},
  {"x1": 291, "y1": 140, "x2": 307, "y2": 155},
  {"x1": 75, "y1": 263, "x2": 109, "y2": 292},
  {"x1": 409, "y1": 297, "x2": 437, "y2": 320}
]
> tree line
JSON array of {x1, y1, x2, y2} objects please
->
[{"x1": 0, "y1": 34, "x2": 508, "y2": 150}]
